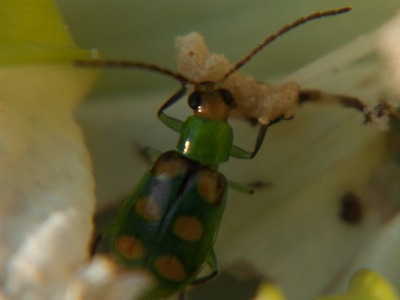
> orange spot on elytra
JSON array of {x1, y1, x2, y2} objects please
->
[
  {"x1": 114, "y1": 235, "x2": 144, "y2": 259},
  {"x1": 153, "y1": 153, "x2": 188, "y2": 178},
  {"x1": 154, "y1": 255, "x2": 186, "y2": 282},
  {"x1": 197, "y1": 169, "x2": 225, "y2": 206},
  {"x1": 174, "y1": 216, "x2": 203, "y2": 242},
  {"x1": 136, "y1": 196, "x2": 161, "y2": 221}
]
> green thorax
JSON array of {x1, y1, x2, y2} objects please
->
[{"x1": 177, "y1": 115, "x2": 233, "y2": 166}]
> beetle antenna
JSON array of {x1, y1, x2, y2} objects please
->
[
  {"x1": 75, "y1": 59, "x2": 194, "y2": 84},
  {"x1": 220, "y1": 7, "x2": 352, "y2": 82}
]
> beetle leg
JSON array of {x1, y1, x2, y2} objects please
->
[
  {"x1": 90, "y1": 221, "x2": 117, "y2": 256},
  {"x1": 191, "y1": 250, "x2": 219, "y2": 285},
  {"x1": 158, "y1": 83, "x2": 187, "y2": 133},
  {"x1": 227, "y1": 179, "x2": 254, "y2": 195},
  {"x1": 178, "y1": 292, "x2": 185, "y2": 300},
  {"x1": 89, "y1": 233, "x2": 102, "y2": 257},
  {"x1": 134, "y1": 144, "x2": 162, "y2": 165},
  {"x1": 230, "y1": 124, "x2": 268, "y2": 159}
]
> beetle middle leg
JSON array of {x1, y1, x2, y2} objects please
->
[{"x1": 134, "y1": 143, "x2": 162, "y2": 166}]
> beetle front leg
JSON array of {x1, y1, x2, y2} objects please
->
[{"x1": 158, "y1": 83, "x2": 188, "y2": 133}]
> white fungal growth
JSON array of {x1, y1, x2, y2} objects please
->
[
  {"x1": 0, "y1": 65, "x2": 96, "y2": 299},
  {"x1": 66, "y1": 256, "x2": 153, "y2": 300},
  {"x1": 175, "y1": 32, "x2": 300, "y2": 125}
]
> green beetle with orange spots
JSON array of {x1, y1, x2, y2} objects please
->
[
  {"x1": 81, "y1": 8, "x2": 353, "y2": 300},
  {"x1": 108, "y1": 81, "x2": 267, "y2": 300}
]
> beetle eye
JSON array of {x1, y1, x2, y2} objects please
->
[
  {"x1": 188, "y1": 91, "x2": 202, "y2": 109},
  {"x1": 219, "y1": 89, "x2": 235, "y2": 107}
]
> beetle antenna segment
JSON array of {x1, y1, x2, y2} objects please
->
[
  {"x1": 300, "y1": 89, "x2": 400, "y2": 125},
  {"x1": 220, "y1": 7, "x2": 352, "y2": 82},
  {"x1": 75, "y1": 59, "x2": 194, "y2": 84}
]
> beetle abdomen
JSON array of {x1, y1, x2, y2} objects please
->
[{"x1": 110, "y1": 151, "x2": 227, "y2": 299}]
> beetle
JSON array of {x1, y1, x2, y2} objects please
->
[{"x1": 77, "y1": 6, "x2": 399, "y2": 300}]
